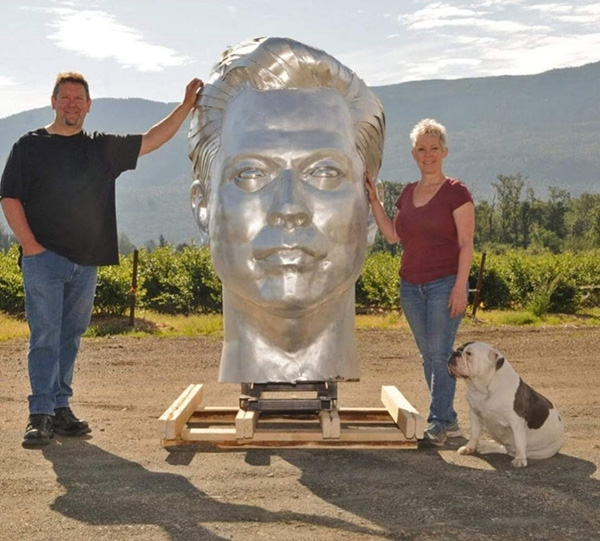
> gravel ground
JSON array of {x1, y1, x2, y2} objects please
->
[{"x1": 0, "y1": 325, "x2": 599, "y2": 540}]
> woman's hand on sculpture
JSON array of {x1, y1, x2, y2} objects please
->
[{"x1": 364, "y1": 170, "x2": 379, "y2": 205}]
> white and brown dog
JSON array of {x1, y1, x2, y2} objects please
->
[{"x1": 448, "y1": 342, "x2": 564, "y2": 468}]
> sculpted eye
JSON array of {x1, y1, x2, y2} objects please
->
[
  {"x1": 234, "y1": 167, "x2": 271, "y2": 192},
  {"x1": 304, "y1": 165, "x2": 344, "y2": 190}
]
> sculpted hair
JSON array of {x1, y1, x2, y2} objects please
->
[
  {"x1": 52, "y1": 72, "x2": 90, "y2": 100},
  {"x1": 189, "y1": 37, "x2": 385, "y2": 207},
  {"x1": 410, "y1": 118, "x2": 447, "y2": 149}
]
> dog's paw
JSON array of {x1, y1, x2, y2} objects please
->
[
  {"x1": 511, "y1": 457, "x2": 528, "y2": 468},
  {"x1": 457, "y1": 445, "x2": 475, "y2": 456}
]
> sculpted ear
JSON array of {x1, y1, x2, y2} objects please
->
[{"x1": 190, "y1": 179, "x2": 210, "y2": 245}]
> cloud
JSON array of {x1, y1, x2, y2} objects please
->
[
  {"x1": 483, "y1": 32, "x2": 600, "y2": 75},
  {"x1": 46, "y1": 8, "x2": 191, "y2": 72},
  {"x1": 0, "y1": 76, "x2": 17, "y2": 88},
  {"x1": 399, "y1": 2, "x2": 547, "y2": 33}
]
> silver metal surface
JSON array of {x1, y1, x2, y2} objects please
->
[{"x1": 188, "y1": 37, "x2": 385, "y2": 383}]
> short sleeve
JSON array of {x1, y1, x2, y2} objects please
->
[
  {"x1": 0, "y1": 139, "x2": 31, "y2": 200},
  {"x1": 448, "y1": 179, "x2": 473, "y2": 211},
  {"x1": 103, "y1": 134, "x2": 143, "y2": 177}
]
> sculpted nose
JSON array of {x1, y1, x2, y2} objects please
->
[{"x1": 267, "y1": 170, "x2": 311, "y2": 230}]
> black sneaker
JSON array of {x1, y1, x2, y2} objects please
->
[
  {"x1": 53, "y1": 407, "x2": 92, "y2": 436},
  {"x1": 23, "y1": 414, "x2": 54, "y2": 448}
]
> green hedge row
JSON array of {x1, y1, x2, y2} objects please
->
[
  {"x1": 1, "y1": 246, "x2": 600, "y2": 316},
  {"x1": 473, "y1": 249, "x2": 600, "y2": 313}
]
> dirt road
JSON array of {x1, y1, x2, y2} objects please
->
[{"x1": 1, "y1": 325, "x2": 599, "y2": 540}]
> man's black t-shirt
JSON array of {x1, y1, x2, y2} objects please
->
[{"x1": 0, "y1": 128, "x2": 142, "y2": 266}]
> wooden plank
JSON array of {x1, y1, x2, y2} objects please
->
[
  {"x1": 330, "y1": 409, "x2": 341, "y2": 438},
  {"x1": 184, "y1": 426, "x2": 238, "y2": 441},
  {"x1": 319, "y1": 410, "x2": 333, "y2": 438},
  {"x1": 235, "y1": 410, "x2": 257, "y2": 439},
  {"x1": 164, "y1": 438, "x2": 418, "y2": 450},
  {"x1": 160, "y1": 385, "x2": 423, "y2": 449},
  {"x1": 381, "y1": 385, "x2": 422, "y2": 439},
  {"x1": 319, "y1": 410, "x2": 341, "y2": 439},
  {"x1": 167, "y1": 384, "x2": 204, "y2": 440},
  {"x1": 158, "y1": 384, "x2": 197, "y2": 439},
  {"x1": 235, "y1": 409, "x2": 246, "y2": 439}
]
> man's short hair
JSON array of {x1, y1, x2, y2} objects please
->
[
  {"x1": 189, "y1": 37, "x2": 385, "y2": 203},
  {"x1": 52, "y1": 72, "x2": 90, "y2": 100}
]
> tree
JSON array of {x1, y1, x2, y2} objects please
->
[
  {"x1": 545, "y1": 186, "x2": 571, "y2": 239},
  {"x1": 0, "y1": 222, "x2": 17, "y2": 253},
  {"x1": 565, "y1": 193, "x2": 600, "y2": 249},
  {"x1": 144, "y1": 239, "x2": 157, "y2": 252},
  {"x1": 474, "y1": 200, "x2": 495, "y2": 247},
  {"x1": 118, "y1": 232, "x2": 136, "y2": 256},
  {"x1": 492, "y1": 173, "x2": 526, "y2": 246}
]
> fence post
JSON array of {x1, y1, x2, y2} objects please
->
[
  {"x1": 128, "y1": 249, "x2": 139, "y2": 327},
  {"x1": 471, "y1": 252, "x2": 486, "y2": 318}
]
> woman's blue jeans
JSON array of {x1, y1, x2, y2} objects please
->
[
  {"x1": 400, "y1": 275, "x2": 463, "y2": 428},
  {"x1": 21, "y1": 250, "x2": 97, "y2": 415}
]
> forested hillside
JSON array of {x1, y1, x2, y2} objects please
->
[{"x1": 1, "y1": 61, "x2": 598, "y2": 246}]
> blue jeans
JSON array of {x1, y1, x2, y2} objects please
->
[
  {"x1": 400, "y1": 275, "x2": 464, "y2": 428},
  {"x1": 21, "y1": 250, "x2": 97, "y2": 415}
]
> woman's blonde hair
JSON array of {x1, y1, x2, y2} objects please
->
[{"x1": 410, "y1": 118, "x2": 447, "y2": 149}]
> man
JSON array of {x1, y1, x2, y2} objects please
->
[
  {"x1": 189, "y1": 37, "x2": 385, "y2": 383},
  {"x1": 1, "y1": 72, "x2": 203, "y2": 448}
]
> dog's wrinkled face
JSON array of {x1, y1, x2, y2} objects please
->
[{"x1": 448, "y1": 341, "x2": 505, "y2": 380}]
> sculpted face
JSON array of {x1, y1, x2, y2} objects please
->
[{"x1": 208, "y1": 88, "x2": 369, "y2": 315}]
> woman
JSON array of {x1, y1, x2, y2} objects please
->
[{"x1": 365, "y1": 118, "x2": 475, "y2": 446}]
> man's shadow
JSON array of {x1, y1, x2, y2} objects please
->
[
  {"x1": 245, "y1": 446, "x2": 600, "y2": 539},
  {"x1": 41, "y1": 438, "x2": 386, "y2": 540}
]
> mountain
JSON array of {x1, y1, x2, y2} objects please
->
[
  {"x1": 1, "y1": 61, "x2": 599, "y2": 246},
  {"x1": 375, "y1": 60, "x2": 600, "y2": 202}
]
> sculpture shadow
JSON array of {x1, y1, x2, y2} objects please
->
[
  {"x1": 42, "y1": 438, "x2": 385, "y2": 540},
  {"x1": 246, "y1": 446, "x2": 600, "y2": 540}
]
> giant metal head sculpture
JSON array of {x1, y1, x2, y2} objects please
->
[{"x1": 189, "y1": 37, "x2": 385, "y2": 383}]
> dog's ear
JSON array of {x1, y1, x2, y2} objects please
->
[
  {"x1": 458, "y1": 341, "x2": 474, "y2": 352},
  {"x1": 495, "y1": 356, "x2": 505, "y2": 371},
  {"x1": 488, "y1": 347, "x2": 505, "y2": 370}
]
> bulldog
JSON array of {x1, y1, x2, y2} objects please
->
[{"x1": 448, "y1": 342, "x2": 564, "y2": 468}]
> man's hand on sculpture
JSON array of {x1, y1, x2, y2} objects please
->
[{"x1": 184, "y1": 78, "x2": 204, "y2": 110}]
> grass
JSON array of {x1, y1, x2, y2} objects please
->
[
  {"x1": 2, "y1": 307, "x2": 600, "y2": 342},
  {"x1": 84, "y1": 311, "x2": 224, "y2": 338},
  {"x1": 471, "y1": 306, "x2": 600, "y2": 327},
  {"x1": 0, "y1": 312, "x2": 29, "y2": 342}
]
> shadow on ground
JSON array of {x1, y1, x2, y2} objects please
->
[
  {"x1": 169, "y1": 442, "x2": 600, "y2": 540},
  {"x1": 42, "y1": 439, "x2": 387, "y2": 540}
]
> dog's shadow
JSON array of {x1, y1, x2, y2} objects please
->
[{"x1": 241, "y1": 444, "x2": 600, "y2": 539}]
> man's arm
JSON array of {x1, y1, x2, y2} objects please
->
[
  {"x1": 139, "y1": 78, "x2": 204, "y2": 157},
  {"x1": 0, "y1": 198, "x2": 44, "y2": 256}
]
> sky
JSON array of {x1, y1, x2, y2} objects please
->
[{"x1": 1, "y1": 0, "x2": 599, "y2": 120}]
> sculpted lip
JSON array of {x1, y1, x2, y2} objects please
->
[{"x1": 253, "y1": 245, "x2": 324, "y2": 269}]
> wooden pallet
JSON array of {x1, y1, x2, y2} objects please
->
[{"x1": 159, "y1": 384, "x2": 424, "y2": 449}]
